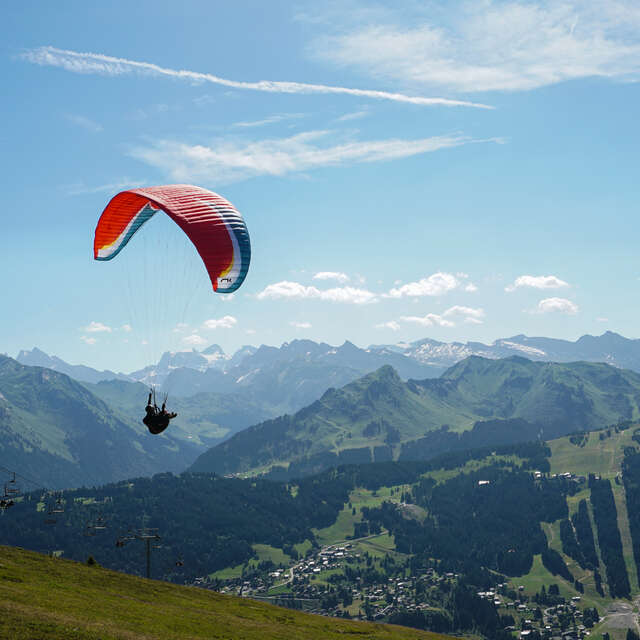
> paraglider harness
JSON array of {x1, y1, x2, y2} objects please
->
[{"x1": 143, "y1": 388, "x2": 177, "y2": 435}]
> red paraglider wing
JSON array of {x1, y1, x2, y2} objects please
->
[{"x1": 93, "y1": 184, "x2": 250, "y2": 293}]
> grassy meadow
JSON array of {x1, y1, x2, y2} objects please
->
[{"x1": 0, "y1": 545, "x2": 454, "y2": 640}]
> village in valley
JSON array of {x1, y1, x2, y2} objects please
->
[
  {"x1": 208, "y1": 540, "x2": 601, "y2": 639},
  {"x1": 205, "y1": 473, "x2": 605, "y2": 640}
]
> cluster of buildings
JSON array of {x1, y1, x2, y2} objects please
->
[
  {"x1": 478, "y1": 586, "x2": 595, "y2": 640},
  {"x1": 291, "y1": 544, "x2": 354, "y2": 578}
]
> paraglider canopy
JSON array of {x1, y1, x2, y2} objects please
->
[{"x1": 93, "y1": 184, "x2": 250, "y2": 293}]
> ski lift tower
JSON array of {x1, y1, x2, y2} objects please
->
[
  {"x1": 117, "y1": 527, "x2": 161, "y2": 579},
  {"x1": 137, "y1": 528, "x2": 161, "y2": 579}
]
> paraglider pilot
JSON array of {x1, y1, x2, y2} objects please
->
[{"x1": 143, "y1": 389, "x2": 177, "y2": 435}]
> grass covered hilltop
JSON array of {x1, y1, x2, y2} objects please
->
[{"x1": 0, "y1": 545, "x2": 453, "y2": 640}]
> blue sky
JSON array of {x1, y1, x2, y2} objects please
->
[{"x1": 2, "y1": 0, "x2": 640, "y2": 372}]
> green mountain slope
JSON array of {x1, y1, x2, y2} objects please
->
[
  {"x1": 0, "y1": 356, "x2": 201, "y2": 488},
  {"x1": 87, "y1": 378, "x2": 274, "y2": 449},
  {"x1": 0, "y1": 546, "x2": 451, "y2": 640},
  {"x1": 191, "y1": 356, "x2": 640, "y2": 477}
]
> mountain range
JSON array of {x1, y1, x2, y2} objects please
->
[
  {"x1": 191, "y1": 355, "x2": 640, "y2": 478},
  {"x1": 18, "y1": 331, "x2": 640, "y2": 395},
  {"x1": 14, "y1": 331, "x2": 640, "y2": 433},
  {"x1": 7, "y1": 330, "x2": 640, "y2": 488}
]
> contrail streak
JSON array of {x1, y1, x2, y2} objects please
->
[{"x1": 22, "y1": 46, "x2": 493, "y2": 110}]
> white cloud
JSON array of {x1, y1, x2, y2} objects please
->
[
  {"x1": 256, "y1": 280, "x2": 377, "y2": 304},
  {"x1": 172, "y1": 322, "x2": 189, "y2": 333},
  {"x1": 182, "y1": 333, "x2": 207, "y2": 346},
  {"x1": 121, "y1": 324, "x2": 132, "y2": 333},
  {"x1": 313, "y1": 271, "x2": 350, "y2": 283},
  {"x1": 67, "y1": 114, "x2": 102, "y2": 132},
  {"x1": 464, "y1": 282, "x2": 478, "y2": 292},
  {"x1": 290, "y1": 321, "x2": 312, "y2": 329},
  {"x1": 84, "y1": 321, "x2": 112, "y2": 333},
  {"x1": 245, "y1": 329, "x2": 257, "y2": 335},
  {"x1": 22, "y1": 46, "x2": 492, "y2": 108},
  {"x1": 386, "y1": 272, "x2": 461, "y2": 298},
  {"x1": 395, "y1": 304, "x2": 484, "y2": 328},
  {"x1": 311, "y1": 1, "x2": 640, "y2": 93},
  {"x1": 443, "y1": 305, "x2": 485, "y2": 324},
  {"x1": 506, "y1": 275, "x2": 569, "y2": 292},
  {"x1": 219, "y1": 293, "x2": 235, "y2": 302},
  {"x1": 400, "y1": 314, "x2": 455, "y2": 328},
  {"x1": 535, "y1": 297, "x2": 579, "y2": 314},
  {"x1": 596, "y1": 316, "x2": 609, "y2": 322},
  {"x1": 376, "y1": 320, "x2": 401, "y2": 331},
  {"x1": 202, "y1": 315, "x2": 237, "y2": 330},
  {"x1": 80, "y1": 335, "x2": 97, "y2": 345},
  {"x1": 129, "y1": 131, "x2": 497, "y2": 185}
]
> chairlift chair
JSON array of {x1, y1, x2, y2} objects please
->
[
  {"x1": 50, "y1": 497, "x2": 64, "y2": 514},
  {"x1": 5, "y1": 473, "x2": 20, "y2": 495}
]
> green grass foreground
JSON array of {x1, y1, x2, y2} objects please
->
[{"x1": 0, "y1": 545, "x2": 453, "y2": 640}]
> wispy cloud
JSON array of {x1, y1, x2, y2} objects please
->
[
  {"x1": 182, "y1": 333, "x2": 207, "y2": 346},
  {"x1": 80, "y1": 335, "x2": 97, "y2": 345},
  {"x1": 64, "y1": 178, "x2": 145, "y2": 196},
  {"x1": 257, "y1": 281, "x2": 377, "y2": 304},
  {"x1": 506, "y1": 274, "x2": 569, "y2": 292},
  {"x1": 311, "y1": 1, "x2": 640, "y2": 93},
  {"x1": 534, "y1": 297, "x2": 579, "y2": 314},
  {"x1": 335, "y1": 109, "x2": 370, "y2": 122},
  {"x1": 129, "y1": 131, "x2": 497, "y2": 184},
  {"x1": 66, "y1": 114, "x2": 102, "y2": 132},
  {"x1": 22, "y1": 46, "x2": 492, "y2": 108},
  {"x1": 232, "y1": 113, "x2": 305, "y2": 128},
  {"x1": 313, "y1": 271, "x2": 350, "y2": 284}
]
